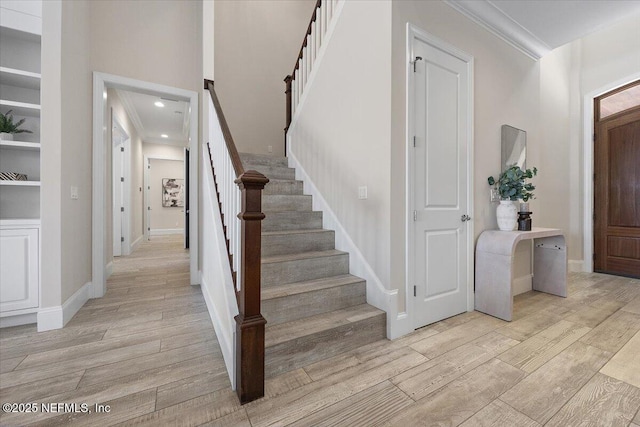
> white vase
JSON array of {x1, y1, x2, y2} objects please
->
[
  {"x1": 0, "y1": 132, "x2": 13, "y2": 141},
  {"x1": 496, "y1": 200, "x2": 517, "y2": 231}
]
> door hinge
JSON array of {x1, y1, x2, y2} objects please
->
[
  {"x1": 413, "y1": 285, "x2": 417, "y2": 297},
  {"x1": 121, "y1": 237, "x2": 124, "y2": 242},
  {"x1": 413, "y1": 136, "x2": 416, "y2": 147},
  {"x1": 120, "y1": 177, "x2": 124, "y2": 182},
  {"x1": 593, "y1": 133, "x2": 596, "y2": 142},
  {"x1": 593, "y1": 173, "x2": 596, "y2": 181},
  {"x1": 120, "y1": 147, "x2": 124, "y2": 152},
  {"x1": 412, "y1": 56, "x2": 423, "y2": 72},
  {"x1": 147, "y1": 227, "x2": 150, "y2": 231},
  {"x1": 120, "y1": 207, "x2": 124, "y2": 212},
  {"x1": 593, "y1": 253, "x2": 596, "y2": 261},
  {"x1": 148, "y1": 206, "x2": 151, "y2": 210},
  {"x1": 593, "y1": 212, "x2": 596, "y2": 221},
  {"x1": 413, "y1": 211, "x2": 417, "y2": 221}
]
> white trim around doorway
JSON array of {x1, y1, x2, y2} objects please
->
[
  {"x1": 405, "y1": 24, "x2": 475, "y2": 333},
  {"x1": 144, "y1": 154, "x2": 185, "y2": 242},
  {"x1": 92, "y1": 72, "x2": 199, "y2": 298},
  {"x1": 582, "y1": 71, "x2": 640, "y2": 273}
]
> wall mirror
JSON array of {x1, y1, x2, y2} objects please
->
[{"x1": 501, "y1": 125, "x2": 526, "y2": 171}]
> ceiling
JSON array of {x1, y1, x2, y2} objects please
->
[
  {"x1": 116, "y1": 89, "x2": 190, "y2": 147},
  {"x1": 445, "y1": 0, "x2": 640, "y2": 59}
]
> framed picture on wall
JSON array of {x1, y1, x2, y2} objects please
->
[{"x1": 162, "y1": 178, "x2": 184, "y2": 207}]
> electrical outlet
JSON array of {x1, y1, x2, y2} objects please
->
[
  {"x1": 358, "y1": 186, "x2": 368, "y2": 200},
  {"x1": 490, "y1": 188, "x2": 500, "y2": 202}
]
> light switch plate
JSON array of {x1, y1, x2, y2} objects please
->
[
  {"x1": 268, "y1": 145, "x2": 273, "y2": 153},
  {"x1": 71, "y1": 186, "x2": 79, "y2": 200}
]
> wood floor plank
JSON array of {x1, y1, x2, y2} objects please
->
[
  {"x1": 0, "y1": 371, "x2": 83, "y2": 404},
  {"x1": 245, "y1": 347, "x2": 427, "y2": 427},
  {"x1": 498, "y1": 320, "x2": 591, "y2": 373},
  {"x1": 115, "y1": 388, "x2": 242, "y2": 427},
  {"x1": 580, "y1": 310, "x2": 640, "y2": 353},
  {"x1": 26, "y1": 388, "x2": 158, "y2": 427},
  {"x1": 0, "y1": 340, "x2": 160, "y2": 389},
  {"x1": 393, "y1": 332, "x2": 517, "y2": 401},
  {"x1": 545, "y1": 373, "x2": 640, "y2": 427},
  {"x1": 459, "y1": 399, "x2": 540, "y2": 427},
  {"x1": 101, "y1": 311, "x2": 210, "y2": 339},
  {"x1": 600, "y1": 330, "x2": 640, "y2": 388},
  {"x1": 622, "y1": 296, "x2": 640, "y2": 315},
  {"x1": 0, "y1": 331, "x2": 107, "y2": 360},
  {"x1": 78, "y1": 340, "x2": 218, "y2": 388},
  {"x1": 409, "y1": 316, "x2": 504, "y2": 358},
  {"x1": 497, "y1": 305, "x2": 573, "y2": 341},
  {"x1": 197, "y1": 408, "x2": 251, "y2": 427},
  {"x1": 287, "y1": 380, "x2": 413, "y2": 427},
  {"x1": 381, "y1": 359, "x2": 526, "y2": 427},
  {"x1": 155, "y1": 367, "x2": 230, "y2": 410},
  {"x1": 0, "y1": 355, "x2": 24, "y2": 373},
  {"x1": 500, "y1": 341, "x2": 613, "y2": 424},
  {"x1": 263, "y1": 368, "x2": 313, "y2": 399},
  {"x1": 159, "y1": 330, "x2": 217, "y2": 351},
  {"x1": 563, "y1": 302, "x2": 621, "y2": 328}
]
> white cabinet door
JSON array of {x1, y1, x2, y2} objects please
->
[{"x1": 0, "y1": 227, "x2": 39, "y2": 312}]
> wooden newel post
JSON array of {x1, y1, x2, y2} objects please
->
[
  {"x1": 284, "y1": 75, "x2": 293, "y2": 133},
  {"x1": 234, "y1": 170, "x2": 269, "y2": 404}
]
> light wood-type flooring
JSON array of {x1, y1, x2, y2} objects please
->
[{"x1": 1, "y1": 235, "x2": 640, "y2": 426}]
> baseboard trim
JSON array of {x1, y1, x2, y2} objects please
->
[
  {"x1": 513, "y1": 274, "x2": 533, "y2": 296},
  {"x1": 287, "y1": 150, "x2": 398, "y2": 338},
  {"x1": 568, "y1": 260, "x2": 584, "y2": 273},
  {"x1": 0, "y1": 312, "x2": 37, "y2": 328},
  {"x1": 130, "y1": 235, "x2": 143, "y2": 253},
  {"x1": 105, "y1": 261, "x2": 113, "y2": 279},
  {"x1": 150, "y1": 228, "x2": 184, "y2": 236},
  {"x1": 37, "y1": 281, "x2": 91, "y2": 332}
]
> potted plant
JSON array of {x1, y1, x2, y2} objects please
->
[
  {"x1": 0, "y1": 110, "x2": 32, "y2": 141},
  {"x1": 488, "y1": 165, "x2": 538, "y2": 231}
]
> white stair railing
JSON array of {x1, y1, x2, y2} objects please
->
[{"x1": 284, "y1": 0, "x2": 344, "y2": 138}]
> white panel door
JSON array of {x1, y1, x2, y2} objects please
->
[
  {"x1": 411, "y1": 32, "x2": 472, "y2": 328},
  {"x1": 112, "y1": 139, "x2": 124, "y2": 257},
  {"x1": 0, "y1": 227, "x2": 39, "y2": 312}
]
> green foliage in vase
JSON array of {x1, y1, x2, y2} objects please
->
[
  {"x1": 488, "y1": 165, "x2": 538, "y2": 201},
  {"x1": 0, "y1": 110, "x2": 32, "y2": 134}
]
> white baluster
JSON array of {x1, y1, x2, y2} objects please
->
[
  {"x1": 310, "y1": 23, "x2": 316, "y2": 69},
  {"x1": 301, "y1": 46, "x2": 307, "y2": 93},
  {"x1": 326, "y1": 0, "x2": 333, "y2": 22}
]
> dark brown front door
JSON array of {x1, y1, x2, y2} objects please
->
[{"x1": 594, "y1": 106, "x2": 640, "y2": 278}]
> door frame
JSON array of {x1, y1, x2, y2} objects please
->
[
  {"x1": 93, "y1": 72, "x2": 199, "y2": 298},
  {"x1": 111, "y1": 115, "x2": 131, "y2": 257},
  {"x1": 582, "y1": 71, "x2": 640, "y2": 273},
  {"x1": 144, "y1": 154, "x2": 185, "y2": 242},
  {"x1": 405, "y1": 24, "x2": 475, "y2": 328}
]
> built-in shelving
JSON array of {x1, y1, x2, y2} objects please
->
[
  {"x1": 0, "y1": 67, "x2": 40, "y2": 90},
  {"x1": 0, "y1": 99, "x2": 40, "y2": 117},
  {"x1": 0, "y1": 180, "x2": 40, "y2": 187},
  {"x1": 0, "y1": 140, "x2": 40, "y2": 150}
]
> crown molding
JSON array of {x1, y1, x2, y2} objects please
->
[
  {"x1": 444, "y1": 0, "x2": 551, "y2": 60},
  {"x1": 144, "y1": 136, "x2": 188, "y2": 147},
  {"x1": 115, "y1": 89, "x2": 146, "y2": 138}
]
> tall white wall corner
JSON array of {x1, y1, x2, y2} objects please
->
[{"x1": 37, "y1": 281, "x2": 92, "y2": 332}]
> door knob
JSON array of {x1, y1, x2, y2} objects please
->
[{"x1": 461, "y1": 215, "x2": 471, "y2": 222}]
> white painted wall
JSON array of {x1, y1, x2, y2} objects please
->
[
  {"x1": 40, "y1": 0, "x2": 203, "y2": 321},
  {"x1": 288, "y1": 1, "x2": 393, "y2": 295},
  {"x1": 149, "y1": 158, "x2": 185, "y2": 233},
  {"x1": 105, "y1": 88, "x2": 144, "y2": 260},
  {"x1": 214, "y1": 0, "x2": 316, "y2": 155}
]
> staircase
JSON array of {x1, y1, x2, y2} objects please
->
[{"x1": 240, "y1": 153, "x2": 386, "y2": 377}]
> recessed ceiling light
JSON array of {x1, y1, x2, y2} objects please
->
[
  {"x1": 154, "y1": 101, "x2": 165, "y2": 108},
  {"x1": 161, "y1": 134, "x2": 168, "y2": 138}
]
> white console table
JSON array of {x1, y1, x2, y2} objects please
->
[{"x1": 475, "y1": 227, "x2": 567, "y2": 321}]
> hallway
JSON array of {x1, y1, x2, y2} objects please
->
[{"x1": 0, "y1": 235, "x2": 232, "y2": 426}]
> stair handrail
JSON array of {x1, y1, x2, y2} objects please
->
[
  {"x1": 204, "y1": 79, "x2": 269, "y2": 404},
  {"x1": 284, "y1": 0, "x2": 342, "y2": 139}
]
